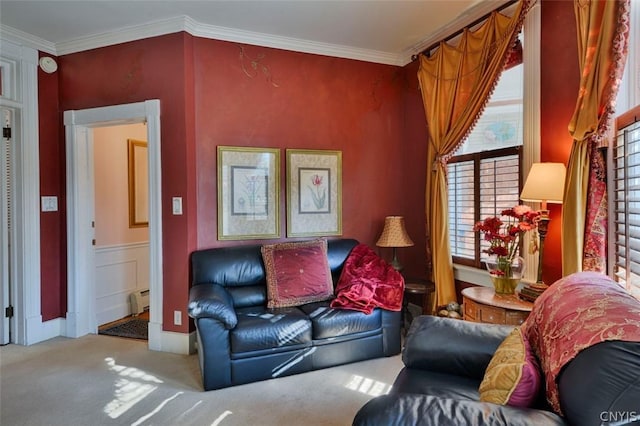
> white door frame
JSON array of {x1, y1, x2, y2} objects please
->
[
  {"x1": 1, "y1": 106, "x2": 14, "y2": 344},
  {"x1": 0, "y1": 38, "x2": 41, "y2": 346},
  {"x1": 64, "y1": 100, "x2": 164, "y2": 351}
]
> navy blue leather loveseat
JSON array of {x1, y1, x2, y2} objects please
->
[{"x1": 187, "y1": 238, "x2": 402, "y2": 391}]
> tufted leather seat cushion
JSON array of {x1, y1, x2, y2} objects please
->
[
  {"x1": 231, "y1": 306, "x2": 312, "y2": 354},
  {"x1": 298, "y1": 302, "x2": 382, "y2": 339}
]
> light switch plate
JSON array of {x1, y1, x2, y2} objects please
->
[
  {"x1": 41, "y1": 196, "x2": 58, "y2": 212},
  {"x1": 172, "y1": 197, "x2": 183, "y2": 215}
]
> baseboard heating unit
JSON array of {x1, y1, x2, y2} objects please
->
[{"x1": 130, "y1": 289, "x2": 150, "y2": 315}]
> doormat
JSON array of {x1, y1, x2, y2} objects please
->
[{"x1": 99, "y1": 318, "x2": 148, "y2": 340}]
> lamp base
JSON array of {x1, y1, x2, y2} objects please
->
[
  {"x1": 391, "y1": 248, "x2": 403, "y2": 272},
  {"x1": 536, "y1": 214, "x2": 550, "y2": 285}
]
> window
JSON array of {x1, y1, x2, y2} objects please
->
[
  {"x1": 610, "y1": 0, "x2": 639, "y2": 298},
  {"x1": 447, "y1": 53, "x2": 524, "y2": 268},
  {"x1": 448, "y1": 148, "x2": 521, "y2": 267},
  {"x1": 611, "y1": 106, "x2": 640, "y2": 299}
]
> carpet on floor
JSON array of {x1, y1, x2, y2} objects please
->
[{"x1": 98, "y1": 318, "x2": 148, "y2": 340}]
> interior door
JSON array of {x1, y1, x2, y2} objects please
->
[{"x1": 1, "y1": 107, "x2": 14, "y2": 344}]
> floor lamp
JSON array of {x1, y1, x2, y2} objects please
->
[{"x1": 520, "y1": 163, "x2": 566, "y2": 286}]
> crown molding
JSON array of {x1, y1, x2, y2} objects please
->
[
  {"x1": 182, "y1": 16, "x2": 404, "y2": 66},
  {"x1": 0, "y1": 25, "x2": 56, "y2": 55},
  {"x1": 52, "y1": 15, "x2": 403, "y2": 66},
  {"x1": 55, "y1": 15, "x2": 186, "y2": 56}
]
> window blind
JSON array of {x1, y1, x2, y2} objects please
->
[
  {"x1": 448, "y1": 150, "x2": 521, "y2": 267},
  {"x1": 612, "y1": 116, "x2": 640, "y2": 298},
  {"x1": 448, "y1": 161, "x2": 475, "y2": 259},
  {"x1": 479, "y1": 155, "x2": 520, "y2": 256}
]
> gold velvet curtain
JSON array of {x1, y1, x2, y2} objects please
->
[
  {"x1": 561, "y1": 0, "x2": 630, "y2": 275},
  {"x1": 417, "y1": 0, "x2": 531, "y2": 309}
]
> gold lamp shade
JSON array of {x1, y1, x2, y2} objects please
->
[
  {"x1": 376, "y1": 216, "x2": 413, "y2": 271},
  {"x1": 376, "y1": 216, "x2": 414, "y2": 248}
]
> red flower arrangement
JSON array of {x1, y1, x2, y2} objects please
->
[{"x1": 473, "y1": 205, "x2": 540, "y2": 277}]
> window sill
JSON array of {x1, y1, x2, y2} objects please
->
[
  {"x1": 453, "y1": 264, "x2": 534, "y2": 288},
  {"x1": 452, "y1": 264, "x2": 492, "y2": 287}
]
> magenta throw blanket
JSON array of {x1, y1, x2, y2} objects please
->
[{"x1": 330, "y1": 244, "x2": 404, "y2": 314}]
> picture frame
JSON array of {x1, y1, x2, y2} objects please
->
[
  {"x1": 217, "y1": 146, "x2": 280, "y2": 240},
  {"x1": 127, "y1": 139, "x2": 149, "y2": 228},
  {"x1": 286, "y1": 149, "x2": 342, "y2": 237}
]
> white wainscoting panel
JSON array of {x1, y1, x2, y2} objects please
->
[{"x1": 95, "y1": 242, "x2": 149, "y2": 325}]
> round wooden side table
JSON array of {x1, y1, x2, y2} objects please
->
[
  {"x1": 402, "y1": 278, "x2": 435, "y2": 327},
  {"x1": 404, "y1": 279, "x2": 435, "y2": 314},
  {"x1": 462, "y1": 286, "x2": 533, "y2": 325}
]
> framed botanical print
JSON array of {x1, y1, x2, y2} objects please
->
[
  {"x1": 217, "y1": 146, "x2": 280, "y2": 240},
  {"x1": 286, "y1": 149, "x2": 342, "y2": 237}
]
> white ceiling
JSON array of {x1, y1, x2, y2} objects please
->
[{"x1": 0, "y1": 0, "x2": 509, "y2": 66}]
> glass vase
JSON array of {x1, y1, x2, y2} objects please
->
[{"x1": 485, "y1": 256, "x2": 525, "y2": 295}]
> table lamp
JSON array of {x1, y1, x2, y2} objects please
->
[
  {"x1": 520, "y1": 162, "x2": 566, "y2": 285},
  {"x1": 376, "y1": 216, "x2": 414, "y2": 271}
]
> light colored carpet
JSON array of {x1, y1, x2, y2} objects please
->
[{"x1": 0, "y1": 334, "x2": 403, "y2": 426}]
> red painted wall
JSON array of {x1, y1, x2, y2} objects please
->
[
  {"x1": 193, "y1": 40, "x2": 407, "y2": 250},
  {"x1": 398, "y1": 59, "x2": 429, "y2": 279},
  {"x1": 56, "y1": 33, "x2": 198, "y2": 332},
  {"x1": 38, "y1": 52, "x2": 66, "y2": 321},
  {"x1": 540, "y1": 0, "x2": 579, "y2": 284}
]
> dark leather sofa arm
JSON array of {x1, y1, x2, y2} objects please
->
[
  {"x1": 353, "y1": 394, "x2": 566, "y2": 426},
  {"x1": 403, "y1": 315, "x2": 513, "y2": 380},
  {"x1": 188, "y1": 284, "x2": 238, "y2": 329}
]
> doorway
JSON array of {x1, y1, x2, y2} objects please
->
[
  {"x1": 64, "y1": 100, "x2": 163, "y2": 350},
  {"x1": 93, "y1": 123, "x2": 150, "y2": 336}
]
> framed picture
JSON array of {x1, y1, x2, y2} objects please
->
[
  {"x1": 217, "y1": 146, "x2": 280, "y2": 240},
  {"x1": 286, "y1": 149, "x2": 342, "y2": 237},
  {"x1": 127, "y1": 139, "x2": 148, "y2": 228}
]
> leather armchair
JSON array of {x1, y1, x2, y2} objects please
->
[{"x1": 354, "y1": 314, "x2": 640, "y2": 425}]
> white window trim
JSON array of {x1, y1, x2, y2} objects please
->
[{"x1": 615, "y1": 0, "x2": 639, "y2": 113}]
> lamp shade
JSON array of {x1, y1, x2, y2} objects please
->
[
  {"x1": 520, "y1": 163, "x2": 566, "y2": 204},
  {"x1": 376, "y1": 216, "x2": 414, "y2": 248}
]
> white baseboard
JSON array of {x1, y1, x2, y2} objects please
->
[
  {"x1": 24, "y1": 316, "x2": 67, "y2": 345},
  {"x1": 148, "y1": 321, "x2": 195, "y2": 354},
  {"x1": 96, "y1": 304, "x2": 130, "y2": 327},
  {"x1": 22, "y1": 316, "x2": 193, "y2": 355}
]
